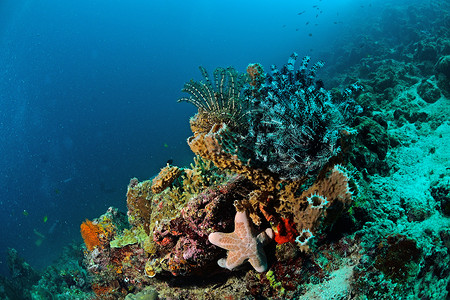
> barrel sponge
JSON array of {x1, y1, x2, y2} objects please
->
[{"x1": 292, "y1": 165, "x2": 353, "y2": 250}]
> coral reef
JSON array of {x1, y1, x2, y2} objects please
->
[
  {"x1": 246, "y1": 63, "x2": 265, "y2": 87},
  {"x1": 183, "y1": 53, "x2": 362, "y2": 182},
  {"x1": 73, "y1": 53, "x2": 364, "y2": 299},
  {"x1": 72, "y1": 9, "x2": 450, "y2": 296},
  {"x1": 2, "y1": 2, "x2": 450, "y2": 299},
  {"x1": 187, "y1": 122, "x2": 279, "y2": 192},
  {"x1": 82, "y1": 208, "x2": 151, "y2": 298}
]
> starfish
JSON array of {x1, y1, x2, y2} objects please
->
[{"x1": 208, "y1": 211, "x2": 274, "y2": 272}]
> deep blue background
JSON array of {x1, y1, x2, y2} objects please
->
[{"x1": 0, "y1": 0, "x2": 421, "y2": 275}]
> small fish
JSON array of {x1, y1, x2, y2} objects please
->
[
  {"x1": 297, "y1": 10, "x2": 306, "y2": 15},
  {"x1": 163, "y1": 143, "x2": 168, "y2": 148},
  {"x1": 34, "y1": 229, "x2": 45, "y2": 247},
  {"x1": 166, "y1": 159, "x2": 174, "y2": 165},
  {"x1": 313, "y1": 5, "x2": 318, "y2": 8},
  {"x1": 296, "y1": 28, "x2": 299, "y2": 31},
  {"x1": 23, "y1": 210, "x2": 29, "y2": 216},
  {"x1": 316, "y1": 14, "x2": 318, "y2": 18},
  {"x1": 306, "y1": 21, "x2": 309, "y2": 25},
  {"x1": 43, "y1": 215, "x2": 48, "y2": 223},
  {"x1": 309, "y1": 33, "x2": 313, "y2": 37}
]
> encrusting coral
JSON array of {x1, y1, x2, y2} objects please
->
[
  {"x1": 151, "y1": 164, "x2": 182, "y2": 194},
  {"x1": 126, "y1": 178, "x2": 153, "y2": 234},
  {"x1": 208, "y1": 210, "x2": 274, "y2": 272},
  {"x1": 187, "y1": 122, "x2": 279, "y2": 192}
]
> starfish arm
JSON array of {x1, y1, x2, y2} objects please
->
[
  {"x1": 208, "y1": 232, "x2": 241, "y2": 251},
  {"x1": 234, "y1": 211, "x2": 254, "y2": 238},
  {"x1": 257, "y1": 228, "x2": 274, "y2": 246},
  {"x1": 224, "y1": 251, "x2": 247, "y2": 270},
  {"x1": 249, "y1": 251, "x2": 269, "y2": 273}
]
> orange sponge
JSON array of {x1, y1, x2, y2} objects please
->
[{"x1": 80, "y1": 219, "x2": 103, "y2": 251}]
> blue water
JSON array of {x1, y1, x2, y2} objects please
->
[{"x1": 0, "y1": 0, "x2": 433, "y2": 276}]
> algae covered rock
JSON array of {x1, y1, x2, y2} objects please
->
[
  {"x1": 346, "y1": 116, "x2": 390, "y2": 175},
  {"x1": 110, "y1": 226, "x2": 149, "y2": 248}
]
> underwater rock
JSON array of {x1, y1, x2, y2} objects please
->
[
  {"x1": 414, "y1": 41, "x2": 438, "y2": 62},
  {"x1": 372, "y1": 68, "x2": 396, "y2": 93},
  {"x1": 7, "y1": 248, "x2": 40, "y2": 287},
  {"x1": 152, "y1": 176, "x2": 244, "y2": 276},
  {"x1": 345, "y1": 116, "x2": 390, "y2": 175},
  {"x1": 0, "y1": 248, "x2": 41, "y2": 299},
  {"x1": 369, "y1": 60, "x2": 420, "y2": 94},
  {"x1": 439, "y1": 228, "x2": 450, "y2": 252},
  {"x1": 435, "y1": 55, "x2": 450, "y2": 78},
  {"x1": 436, "y1": 73, "x2": 450, "y2": 98},
  {"x1": 417, "y1": 78, "x2": 441, "y2": 103},
  {"x1": 124, "y1": 287, "x2": 158, "y2": 300},
  {"x1": 430, "y1": 184, "x2": 450, "y2": 216},
  {"x1": 31, "y1": 244, "x2": 93, "y2": 299}
]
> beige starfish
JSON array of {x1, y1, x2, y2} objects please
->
[{"x1": 208, "y1": 211, "x2": 274, "y2": 272}]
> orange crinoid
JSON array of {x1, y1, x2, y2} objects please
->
[{"x1": 80, "y1": 219, "x2": 104, "y2": 251}]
